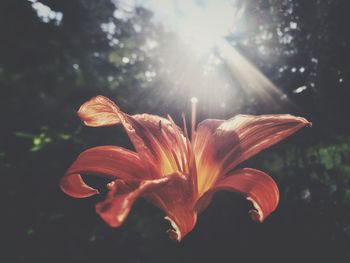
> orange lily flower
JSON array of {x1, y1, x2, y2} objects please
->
[{"x1": 60, "y1": 96, "x2": 310, "y2": 241}]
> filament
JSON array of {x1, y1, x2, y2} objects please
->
[{"x1": 190, "y1": 97, "x2": 198, "y2": 141}]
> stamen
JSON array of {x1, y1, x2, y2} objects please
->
[
  {"x1": 168, "y1": 114, "x2": 188, "y2": 173},
  {"x1": 190, "y1": 97, "x2": 198, "y2": 141},
  {"x1": 181, "y1": 113, "x2": 189, "y2": 140},
  {"x1": 181, "y1": 113, "x2": 193, "y2": 172}
]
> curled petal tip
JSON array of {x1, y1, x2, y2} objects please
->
[
  {"x1": 167, "y1": 230, "x2": 181, "y2": 242},
  {"x1": 297, "y1": 117, "x2": 312, "y2": 128},
  {"x1": 60, "y1": 174, "x2": 100, "y2": 198},
  {"x1": 165, "y1": 216, "x2": 182, "y2": 242},
  {"x1": 248, "y1": 210, "x2": 263, "y2": 223},
  {"x1": 294, "y1": 115, "x2": 312, "y2": 126},
  {"x1": 196, "y1": 168, "x2": 279, "y2": 223},
  {"x1": 306, "y1": 120, "x2": 312, "y2": 127},
  {"x1": 164, "y1": 210, "x2": 197, "y2": 242},
  {"x1": 247, "y1": 197, "x2": 264, "y2": 223},
  {"x1": 77, "y1": 95, "x2": 121, "y2": 127}
]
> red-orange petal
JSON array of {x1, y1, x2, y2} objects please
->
[
  {"x1": 77, "y1": 96, "x2": 188, "y2": 176},
  {"x1": 145, "y1": 175, "x2": 197, "y2": 241},
  {"x1": 218, "y1": 114, "x2": 311, "y2": 174},
  {"x1": 60, "y1": 146, "x2": 146, "y2": 198},
  {"x1": 194, "y1": 114, "x2": 311, "y2": 176},
  {"x1": 195, "y1": 168, "x2": 279, "y2": 222},
  {"x1": 77, "y1": 96, "x2": 121, "y2": 127},
  {"x1": 95, "y1": 177, "x2": 172, "y2": 227},
  {"x1": 193, "y1": 119, "x2": 224, "y2": 163},
  {"x1": 128, "y1": 114, "x2": 189, "y2": 175},
  {"x1": 94, "y1": 172, "x2": 194, "y2": 233}
]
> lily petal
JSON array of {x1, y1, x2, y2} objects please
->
[
  {"x1": 192, "y1": 119, "x2": 225, "y2": 195},
  {"x1": 130, "y1": 114, "x2": 190, "y2": 175},
  {"x1": 60, "y1": 146, "x2": 146, "y2": 198},
  {"x1": 77, "y1": 96, "x2": 154, "y2": 166},
  {"x1": 95, "y1": 172, "x2": 196, "y2": 237},
  {"x1": 78, "y1": 96, "x2": 121, "y2": 127},
  {"x1": 146, "y1": 177, "x2": 197, "y2": 241},
  {"x1": 217, "y1": 115, "x2": 311, "y2": 172},
  {"x1": 95, "y1": 176, "x2": 172, "y2": 227},
  {"x1": 195, "y1": 168, "x2": 279, "y2": 222},
  {"x1": 194, "y1": 115, "x2": 310, "y2": 194},
  {"x1": 78, "y1": 96, "x2": 188, "y2": 176},
  {"x1": 193, "y1": 119, "x2": 223, "y2": 163}
]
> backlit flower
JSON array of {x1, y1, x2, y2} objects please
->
[{"x1": 60, "y1": 96, "x2": 310, "y2": 241}]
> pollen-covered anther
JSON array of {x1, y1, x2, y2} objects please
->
[{"x1": 107, "y1": 181, "x2": 116, "y2": 190}]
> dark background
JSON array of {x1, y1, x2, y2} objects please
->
[{"x1": 1, "y1": 0, "x2": 350, "y2": 262}]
